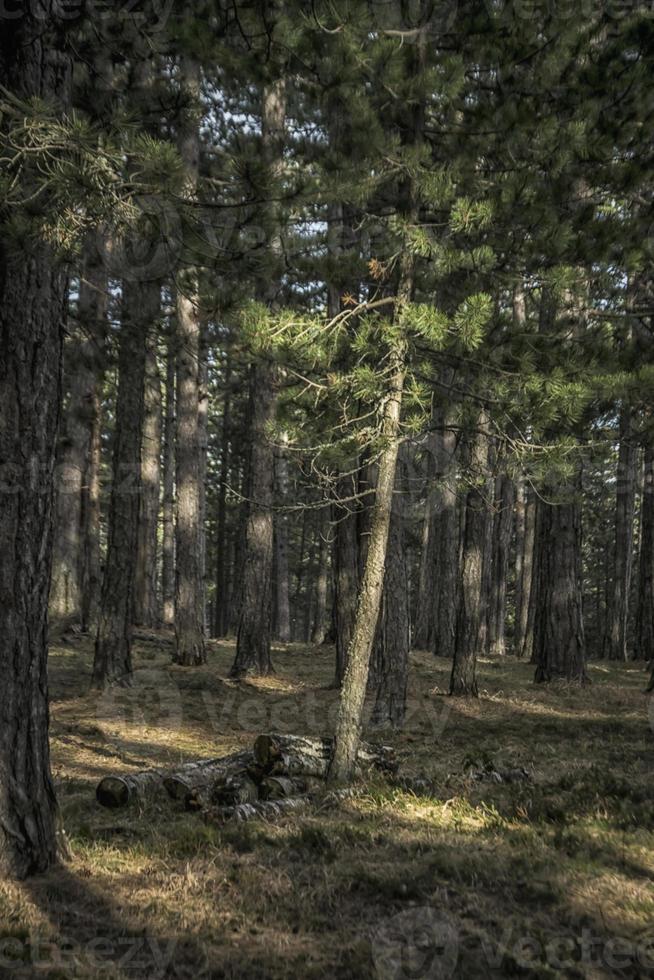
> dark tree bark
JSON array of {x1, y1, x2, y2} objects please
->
[
  {"x1": 231, "y1": 361, "x2": 276, "y2": 676},
  {"x1": 432, "y1": 415, "x2": 459, "y2": 659},
  {"x1": 533, "y1": 475, "x2": 588, "y2": 683},
  {"x1": 514, "y1": 479, "x2": 536, "y2": 658},
  {"x1": 93, "y1": 281, "x2": 151, "y2": 687},
  {"x1": 173, "y1": 56, "x2": 206, "y2": 666},
  {"x1": 51, "y1": 235, "x2": 108, "y2": 623},
  {"x1": 0, "y1": 7, "x2": 71, "y2": 877},
  {"x1": 231, "y1": 77, "x2": 286, "y2": 677},
  {"x1": 636, "y1": 446, "x2": 654, "y2": 666},
  {"x1": 487, "y1": 474, "x2": 515, "y2": 657},
  {"x1": 450, "y1": 420, "x2": 491, "y2": 696},
  {"x1": 413, "y1": 420, "x2": 440, "y2": 651},
  {"x1": 603, "y1": 409, "x2": 637, "y2": 661},
  {"x1": 161, "y1": 314, "x2": 176, "y2": 628},
  {"x1": 134, "y1": 314, "x2": 162, "y2": 627}
]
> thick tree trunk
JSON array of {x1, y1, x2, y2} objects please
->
[
  {"x1": 174, "y1": 57, "x2": 206, "y2": 666},
  {"x1": 134, "y1": 315, "x2": 162, "y2": 628},
  {"x1": 603, "y1": 409, "x2": 637, "y2": 661},
  {"x1": 370, "y1": 461, "x2": 410, "y2": 730},
  {"x1": 487, "y1": 474, "x2": 515, "y2": 657},
  {"x1": 51, "y1": 236, "x2": 107, "y2": 623},
  {"x1": 533, "y1": 475, "x2": 588, "y2": 683},
  {"x1": 231, "y1": 78, "x2": 286, "y2": 677},
  {"x1": 92, "y1": 281, "x2": 150, "y2": 687},
  {"x1": 0, "y1": 7, "x2": 71, "y2": 877},
  {"x1": 514, "y1": 479, "x2": 536, "y2": 658},
  {"x1": 450, "y1": 420, "x2": 490, "y2": 696},
  {"x1": 328, "y1": 351, "x2": 406, "y2": 781},
  {"x1": 231, "y1": 362, "x2": 276, "y2": 676},
  {"x1": 636, "y1": 446, "x2": 654, "y2": 665},
  {"x1": 161, "y1": 316, "x2": 176, "y2": 627}
]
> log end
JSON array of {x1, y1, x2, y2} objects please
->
[
  {"x1": 163, "y1": 776, "x2": 189, "y2": 800},
  {"x1": 96, "y1": 777, "x2": 130, "y2": 809}
]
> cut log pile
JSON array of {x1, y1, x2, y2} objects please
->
[{"x1": 95, "y1": 733, "x2": 398, "y2": 824}]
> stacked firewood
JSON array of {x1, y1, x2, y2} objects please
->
[{"x1": 95, "y1": 734, "x2": 398, "y2": 824}]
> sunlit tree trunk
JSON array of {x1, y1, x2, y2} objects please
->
[
  {"x1": 134, "y1": 316, "x2": 162, "y2": 628},
  {"x1": 173, "y1": 56, "x2": 206, "y2": 666}
]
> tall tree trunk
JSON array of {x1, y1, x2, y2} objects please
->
[
  {"x1": 328, "y1": 348, "x2": 407, "y2": 781},
  {"x1": 603, "y1": 409, "x2": 637, "y2": 661},
  {"x1": 51, "y1": 236, "x2": 107, "y2": 622},
  {"x1": 198, "y1": 322, "x2": 209, "y2": 635},
  {"x1": 273, "y1": 439, "x2": 291, "y2": 643},
  {"x1": 431, "y1": 417, "x2": 459, "y2": 659},
  {"x1": 487, "y1": 473, "x2": 515, "y2": 657},
  {"x1": 533, "y1": 475, "x2": 588, "y2": 683},
  {"x1": 231, "y1": 361, "x2": 276, "y2": 676},
  {"x1": 173, "y1": 56, "x2": 206, "y2": 666},
  {"x1": 161, "y1": 314, "x2": 176, "y2": 628},
  {"x1": 0, "y1": 8, "x2": 71, "y2": 876},
  {"x1": 514, "y1": 479, "x2": 536, "y2": 658},
  {"x1": 214, "y1": 350, "x2": 232, "y2": 638},
  {"x1": 311, "y1": 510, "x2": 330, "y2": 645},
  {"x1": 92, "y1": 281, "x2": 151, "y2": 687},
  {"x1": 231, "y1": 77, "x2": 286, "y2": 677},
  {"x1": 413, "y1": 426, "x2": 438, "y2": 651},
  {"x1": 370, "y1": 459, "x2": 410, "y2": 730},
  {"x1": 450, "y1": 419, "x2": 490, "y2": 696},
  {"x1": 637, "y1": 446, "x2": 654, "y2": 667},
  {"x1": 134, "y1": 314, "x2": 162, "y2": 627}
]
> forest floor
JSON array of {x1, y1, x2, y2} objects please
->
[{"x1": 1, "y1": 635, "x2": 653, "y2": 979}]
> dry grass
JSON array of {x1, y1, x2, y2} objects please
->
[{"x1": 1, "y1": 635, "x2": 653, "y2": 979}]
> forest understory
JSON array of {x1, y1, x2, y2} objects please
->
[{"x1": 1, "y1": 634, "x2": 651, "y2": 980}]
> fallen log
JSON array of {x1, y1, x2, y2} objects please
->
[
  {"x1": 203, "y1": 797, "x2": 310, "y2": 825},
  {"x1": 163, "y1": 750, "x2": 254, "y2": 800},
  {"x1": 96, "y1": 749, "x2": 254, "y2": 808},
  {"x1": 253, "y1": 734, "x2": 397, "y2": 778},
  {"x1": 211, "y1": 773, "x2": 259, "y2": 807},
  {"x1": 96, "y1": 769, "x2": 165, "y2": 809}
]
